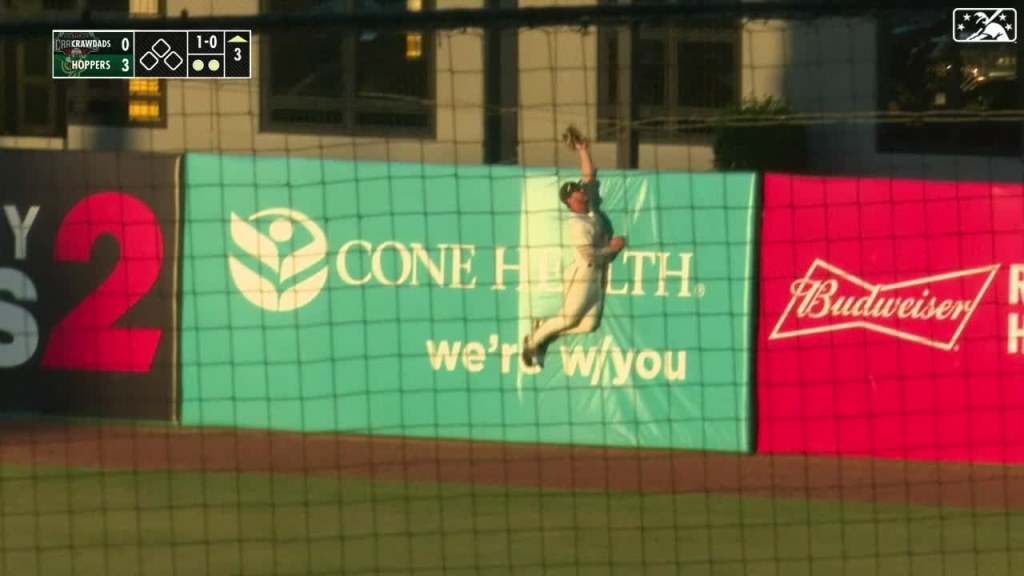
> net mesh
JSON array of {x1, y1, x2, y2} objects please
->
[{"x1": 0, "y1": 1, "x2": 1022, "y2": 575}]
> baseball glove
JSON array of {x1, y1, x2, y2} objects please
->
[{"x1": 562, "y1": 125, "x2": 587, "y2": 150}]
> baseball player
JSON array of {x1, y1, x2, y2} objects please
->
[{"x1": 521, "y1": 127, "x2": 627, "y2": 369}]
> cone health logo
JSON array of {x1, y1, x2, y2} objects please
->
[{"x1": 228, "y1": 207, "x2": 330, "y2": 312}]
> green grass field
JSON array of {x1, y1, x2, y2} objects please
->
[{"x1": 2, "y1": 465, "x2": 1022, "y2": 576}]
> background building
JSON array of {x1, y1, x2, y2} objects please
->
[{"x1": 0, "y1": 0, "x2": 1020, "y2": 181}]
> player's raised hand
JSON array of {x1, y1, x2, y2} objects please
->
[{"x1": 563, "y1": 125, "x2": 588, "y2": 151}]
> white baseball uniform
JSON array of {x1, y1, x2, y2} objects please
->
[{"x1": 527, "y1": 207, "x2": 616, "y2": 347}]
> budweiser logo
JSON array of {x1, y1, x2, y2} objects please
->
[{"x1": 769, "y1": 259, "x2": 999, "y2": 350}]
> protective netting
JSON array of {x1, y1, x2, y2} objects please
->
[{"x1": 0, "y1": 1, "x2": 1022, "y2": 574}]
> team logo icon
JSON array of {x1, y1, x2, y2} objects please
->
[
  {"x1": 54, "y1": 31, "x2": 101, "y2": 57},
  {"x1": 953, "y1": 8, "x2": 1017, "y2": 43},
  {"x1": 228, "y1": 208, "x2": 329, "y2": 312},
  {"x1": 54, "y1": 31, "x2": 102, "y2": 77}
]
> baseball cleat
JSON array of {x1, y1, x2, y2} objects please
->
[{"x1": 521, "y1": 336, "x2": 535, "y2": 368}]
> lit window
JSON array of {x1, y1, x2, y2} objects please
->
[
  {"x1": 406, "y1": 34, "x2": 423, "y2": 60},
  {"x1": 406, "y1": 0, "x2": 423, "y2": 61},
  {"x1": 129, "y1": 78, "x2": 160, "y2": 96},
  {"x1": 127, "y1": 0, "x2": 165, "y2": 125},
  {"x1": 128, "y1": 99, "x2": 161, "y2": 122},
  {"x1": 129, "y1": 0, "x2": 159, "y2": 15}
]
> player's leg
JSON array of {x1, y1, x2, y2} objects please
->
[
  {"x1": 522, "y1": 270, "x2": 590, "y2": 366},
  {"x1": 529, "y1": 281, "x2": 589, "y2": 345},
  {"x1": 561, "y1": 301, "x2": 602, "y2": 334},
  {"x1": 560, "y1": 279, "x2": 603, "y2": 334},
  {"x1": 533, "y1": 294, "x2": 601, "y2": 366}
]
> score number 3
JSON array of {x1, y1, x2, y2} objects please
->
[{"x1": 121, "y1": 37, "x2": 131, "y2": 72}]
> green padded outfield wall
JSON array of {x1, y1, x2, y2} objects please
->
[{"x1": 179, "y1": 153, "x2": 758, "y2": 451}]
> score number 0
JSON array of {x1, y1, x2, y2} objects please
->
[{"x1": 120, "y1": 36, "x2": 130, "y2": 72}]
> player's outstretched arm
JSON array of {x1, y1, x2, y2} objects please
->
[{"x1": 577, "y1": 140, "x2": 595, "y2": 183}]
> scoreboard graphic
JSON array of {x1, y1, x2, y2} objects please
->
[{"x1": 52, "y1": 30, "x2": 251, "y2": 79}]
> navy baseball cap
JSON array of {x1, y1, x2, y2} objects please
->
[{"x1": 559, "y1": 180, "x2": 584, "y2": 203}]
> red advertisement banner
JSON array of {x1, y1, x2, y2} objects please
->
[
  {"x1": 757, "y1": 174, "x2": 1024, "y2": 463},
  {"x1": 0, "y1": 150, "x2": 181, "y2": 421}
]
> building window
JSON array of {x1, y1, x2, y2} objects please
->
[
  {"x1": 67, "y1": 77, "x2": 167, "y2": 127},
  {"x1": 0, "y1": 35, "x2": 65, "y2": 137},
  {"x1": 261, "y1": 0, "x2": 435, "y2": 137},
  {"x1": 597, "y1": 19, "x2": 740, "y2": 141},
  {"x1": 127, "y1": 78, "x2": 164, "y2": 122},
  {"x1": 878, "y1": 12, "x2": 1021, "y2": 156},
  {"x1": 65, "y1": 0, "x2": 168, "y2": 127},
  {"x1": 0, "y1": 1, "x2": 75, "y2": 136}
]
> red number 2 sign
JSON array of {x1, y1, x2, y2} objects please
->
[{"x1": 40, "y1": 192, "x2": 164, "y2": 373}]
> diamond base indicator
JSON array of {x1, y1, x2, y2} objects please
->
[{"x1": 134, "y1": 32, "x2": 188, "y2": 78}]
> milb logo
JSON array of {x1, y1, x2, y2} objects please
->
[
  {"x1": 227, "y1": 208, "x2": 330, "y2": 312},
  {"x1": 953, "y1": 8, "x2": 1017, "y2": 42}
]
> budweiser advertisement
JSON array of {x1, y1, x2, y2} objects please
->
[{"x1": 757, "y1": 174, "x2": 1024, "y2": 463}]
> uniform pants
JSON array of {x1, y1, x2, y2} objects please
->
[{"x1": 528, "y1": 262, "x2": 604, "y2": 348}]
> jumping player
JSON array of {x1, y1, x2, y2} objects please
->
[{"x1": 521, "y1": 128, "x2": 627, "y2": 369}]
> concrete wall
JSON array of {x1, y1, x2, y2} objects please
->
[
  {"x1": 516, "y1": 0, "x2": 615, "y2": 171},
  {"x1": 635, "y1": 19, "x2": 785, "y2": 172},
  {"x1": 514, "y1": 0, "x2": 720, "y2": 172}
]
